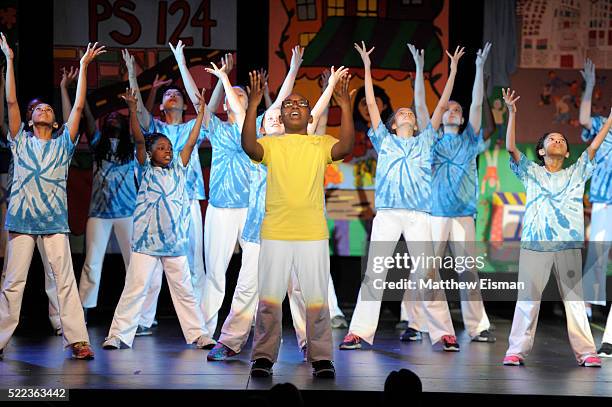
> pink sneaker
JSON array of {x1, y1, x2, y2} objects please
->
[
  {"x1": 503, "y1": 355, "x2": 524, "y2": 366},
  {"x1": 582, "y1": 356, "x2": 602, "y2": 368},
  {"x1": 441, "y1": 335, "x2": 460, "y2": 352}
]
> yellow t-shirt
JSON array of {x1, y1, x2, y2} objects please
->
[{"x1": 256, "y1": 133, "x2": 338, "y2": 240}]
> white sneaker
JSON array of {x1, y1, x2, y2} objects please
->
[
  {"x1": 102, "y1": 336, "x2": 121, "y2": 350},
  {"x1": 195, "y1": 335, "x2": 217, "y2": 349}
]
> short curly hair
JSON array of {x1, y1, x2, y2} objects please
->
[{"x1": 535, "y1": 132, "x2": 570, "y2": 165}]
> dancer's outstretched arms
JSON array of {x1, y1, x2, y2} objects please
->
[
  {"x1": 408, "y1": 44, "x2": 429, "y2": 131},
  {"x1": 261, "y1": 68, "x2": 273, "y2": 108},
  {"x1": 469, "y1": 42, "x2": 492, "y2": 133},
  {"x1": 0, "y1": 34, "x2": 20, "y2": 138},
  {"x1": 587, "y1": 108, "x2": 612, "y2": 160},
  {"x1": 241, "y1": 71, "x2": 264, "y2": 162},
  {"x1": 122, "y1": 48, "x2": 150, "y2": 130},
  {"x1": 181, "y1": 88, "x2": 208, "y2": 166},
  {"x1": 205, "y1": 61, "x2": 245, "y2": 129},
  {"x1": 431, "y1": 46, "x2": 465, "y2": 130},
  {"x1": 354, "y1": 41, "x2": 380, "y2": 130},
  {"x1": 314, "y1": 69, "x2": 331, "y2": 135},
  {"x1": 579, "y1": 58, "x2": 595, "y2": 130},
  {"x1": 122, "y1": 88, "x2": 146, "y2": 165},
  {"x1": 331, "y1": 75, "x2": 355, "y2": 161},
  {"x1": 269, "y1": 45, "x2": 304, "y2": 111},
  {"x1": 60, "y1": 66, "x2": 78, "y2": 124},
  {"x1": 307, "y1": 65, "x2": 348, "y2": 135},
  {"x1": 0, "y1": 67, "x2": 7, "y2": 140},
  {"x1": 503, "y1": 88, "x2": 521, "y2": 163},
  {"x1": 208, "y1": 53, "x2": 233, "y2": 113}
]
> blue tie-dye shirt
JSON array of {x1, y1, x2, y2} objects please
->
[
  {"x1": 5, "y1": 124, "x2": 76, "y2": 234},
  {"x1": 204, "y1": 114, "x2": 264, "y2": 208},
  {"x1": 368, "y1": 123, "x2": 435, "y2": 212},
  {"x1": 581, "y1": 115, "x2": 612, "y2": 204},
  {"x1": 242, "y1": 164, "x2": 267, "y2": 244},
  {"x1": 132, "y1": 154, "x2": 191, "y2": 256},
  {"x1": 431, "y1": 125, "x2": 488, "y2": 217},
  {"x1": 88, "y1": 131, "x2": 137, "y2": 218},
  {"x1": 510, "y1": 150, "x2": 594, "y2": 251},
  {"x1": 143, "y1": 114, "x2": 207, "y2": 201}
]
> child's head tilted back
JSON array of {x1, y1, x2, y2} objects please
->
[
  {"x1": 145, "y1": 132, "x2": 173, "y2": 167},
  {"x1": 535, "y1": 132, "x2": 571, "y2": 166},
  {"x1": 280, "y1": 93, "x2": 312, "y2": 134}
]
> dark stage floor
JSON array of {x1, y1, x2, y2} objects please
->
[{"x1": 1, "y1": 311, "x2": 611, "y2": 400}]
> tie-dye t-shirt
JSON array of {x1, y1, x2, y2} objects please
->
[
  {"x1": 368, "y1": 123, "x2": 435, "y2": 212},
  {"x1": 5, "y1": 124, "x2": 76, "y2": 234},
  {"x1": 431, "y1": 125, "x2": 488, "y2": 217},
  {"x1": 132, "y1": 154, "x2": 191, "y2": 256},
  {"x1": 581, "y1": 115, "x2": 612, "y2": 204},
  {"x1": 510, "y1": 150, "x2": 594, "y2": 251}
]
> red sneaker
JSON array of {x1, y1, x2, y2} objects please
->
[
  {"x1": 441, "y1": 335, "x2": 460, "y2": 352},
  {"x1": 582, "y1": 356, "x2": 602, "y2": 368},
  {"x1": 71, "y1": 342, "x2": 94, "y2": 360},
  {"x1": 503, "y1": 355, "x2": 524, "y2": 366},
  {"x1": 339, "y1": 333, "x2": 362, "y2": 350}
]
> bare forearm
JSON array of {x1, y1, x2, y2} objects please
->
[
  {"x1": 68, "y1": 66, "x2": 88, "y2": 141},
  {"x1": 588, "y1": 115, "x2": 612, "y2": 158},
  {"x1": 60, "y1": 86, "x2": 72, "y2": 124},
  {"x1": 5, "y1": 58, "x2": 20, "y2": 137},
  {"x1": 129, "y1": 109, "x2": 146, "y2": 164},
  {"x1": 177, "y1": 62, "x2": 200, "y2": 107},
  {"x1": 579, "y1": 84, "x2": 594, "y2": 129},
  {"x1": 469, "y1": 68, "x2": 484, "y2": 132},
  {"x1": 414, "y1": 68, "x2": 429, "y2": 131},
  {"x1": 182, "y1": 108, "x2": 205, "y2": 165},
  {"x1": 506, "y1": 111, "x2": 520, "y2": 162},
  {"x1": 364, "y1": 66, "x2": 381, "y2": 129},
  {"x1": 270, "y1": 66, "x2": 299, "y2": 110},
  {"x1": 144, "y1": 87, "x2": 157, "y2": 112},
  {"x1": 241, "y1": 105, "x2": 263, "y2": 161},
  {"x1": 331, "y1": 106, "x2": 355, "y2": 160},
  {"x1": 128, "y1": 73, "x2": 150, "y2": 129},
  {"x1": 221, "y1": 75, "x2": 245, "y2": 124},
  {"x1": 207, "y1": 79, "x2": 225, "y2": 116},
  {"x1": 314, "y1": 106, "x2": 329, "y2": 135},
  {"x1": 431, "y1": 69, "x2": 457, "y2": 130}
]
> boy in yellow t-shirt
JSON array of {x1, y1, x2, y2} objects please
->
[{"x1": 241, "y1": 71, "x2": 355, "y2": 378}]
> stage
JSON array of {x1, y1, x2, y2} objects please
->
[{"x1": 1, "y1": 309, "x2": 611, "y2": 403}]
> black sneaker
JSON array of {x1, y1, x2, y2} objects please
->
[
  {"x1": 400, "y1": 327, "x2": 422, "y2": 342},
  {"x1": 250, "y1": 358, "x2": 274, "y2": 377},
  {"x1": 471, "y1": 330, "x2": 496, "y2": 343},
  {"x1": 598, "y1": 342, "x2": 612, "y2": 358},
  {"x1": 135, "y1": 325, "x2": 153, "y2": 336},
  {"x1": 442, "y1": 335, "x2": 460, "y2": 352},
  {"x1": 312, "y1": 360, "x2": 335, "y2": 378}
]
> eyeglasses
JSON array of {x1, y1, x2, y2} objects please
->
[{"x1": 282, "y1": 99, "x2": 309, "y2": 108}]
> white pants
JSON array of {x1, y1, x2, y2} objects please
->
[
  {"x1": 429, "y1": 215, "x2": 491, "y2": 337},
  {"x1": 217, "y1": 241, "x2": 309, "y2": 353},
  {"x1": 107, "y1": 252, "x2": 205, "y2": 347},
  {"x1": 0, "y1": 233, "x2": 89, "y2": 349},
  {"x1": 348, "y1": 209, "x2": 454, "y2": 345},
  {"x1": 202, "y1": 205, "x2": 256, "y2": 337},
  {"x1": 136, "y1": 199, "x2": 204, "y2": 327},
  {"x1": 2, "y1": 236, "x2": 61, "y2": 331},
  {"x1": 79, "y1": 216, "x2": 133, "y2": 308},
  {"x1": 252, "y1": 239, "x2": 333, "y2": 362},
  {"x1": 506, "y1": 249, "x2": 597, "y2": 364}
]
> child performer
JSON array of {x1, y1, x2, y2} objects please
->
[
  {"x1": 102, "y1": 88, "x2": 211, "y2": 350},
  {"x1": 502, "y1": 88, "x2": 610, "y2": 368},
  {"x1": 0, "y1": 37, "x2": 105, "y2": 359}
]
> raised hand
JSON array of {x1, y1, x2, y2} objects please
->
[
  {"x1": 60, "y1": 66, "x2": 79, "y2": 89},
  {"x1": 120, "y1": 88, "x2": 139, "y2": 112},
  {"x1": 151, "y1": 73, "x2": 172, "y2": 90},
  {"x1": 290, "y1": 45, "x2": 304, "y2": 71},
  {"x1": 193, "y1": 87, "x2": 207, "y2": 113},
  {"x1": 354, "y1": 41, "x2": 375, "y2": 68},
  {"x1": 446, "y1": 45, "x2": 466, "y2": 73},
  {"x1": 475, "y1": 42, "x2": 492, "y2": 68},
  {"x1": 205, "y1": 61, "x2": 228, "y2": 79},
  {"x1": 407, "y1": 43, "x2": 424, "y2": 71},
  {"x1": 332, "y1": 74, "x2": 355, "y2": 111},
  {"x1": 247, "y1": 70, "x2": 264, "y2": 107},
  {"x1": 220, "y1": 53, "x2": 234, "y2": 74},
  {"x1": 502, "y1": 88, "x2": 520, "y2": 113},
  {"x1": 259, "y1": 68, "x2": 270, "y2": 89},
  {"x1": 121, "y1": 49, "x2": 136, "y2": 76},
  {"x1": 0, "y1": 32, "x2": 13, "y2": 60},
  {"x1": 319, "y1": 69, "x2": 331, "y2": 91},
  {"x1": 328, "y1": 65, "x2": 349, "y2": 88},
  {"x1": 169, "y1": 40, "x2": 186, "y2": 66},
  {"x1": 580, "y1": 58, "x2": 595, "y2": 87},
  {"x1": 80, "y1": 42, "x2": 106, "y2": 66}
]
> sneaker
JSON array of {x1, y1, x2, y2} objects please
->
[
  {"x1": 441, "y1": 335, "x2": 460, "y2": 352},
  {"x1": 207, "y1": 342, "x2": 237, "y2": 361},
  {"x1": 71, "y1": 342, "x2": 95, "y2": 360},
  {"x1": 194, "y1": 335, "x2": 217, "y2": 350},
  {"x1": 331, "y1": 315, "x2": 348, "y2": 329},
  {"x1": 135, "y1": 325, "x2": 153, "y2": 336},
  {"x1": 400, "y1": 327, "x2": 422, "y2": 342},
  {"x1": 395, "y1": 320, "x2": 409, "y2": 330},
  {"x1": 250, "y1": 358, "x2": 273, "y2": 377},
  {"x1": 471, "y1": 330, "x2": 496, "y2": 343},
  {"x1": 503, "y1": 355, "x2": 524, "y2": 366},
  {"x1": 339, "y1": 333, "x2": 362, "y2": 350},
  {"x1": 597, "y1": 342, "x2": 612, "y2": 358},
  {"x1": 312, "y1": 360, "x2": 335, "y2": 378},
  {"x1": 301, "y1": 345, "x2": 308, "y2": 362},
  {"x1": 102, "y1": 336, "x2": 121, "y2": 350},
  {"x1": 582, "y1": 356, "x2": 602, "y2": 367}
]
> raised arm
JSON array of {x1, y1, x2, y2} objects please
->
[
  {"x1": 122, "y1": 49, "x2": 150, "y2": 130},
  {"x1": 59, "y1": 66, "x2": 78, "y2": 124},
  {"x1": 205, "y1": 61, "x2": 245, "y2": 128},
  {"x1": 482, "y1": 74, "x2": 495, "y2": 141},
  {"x1": 0, "y1": 67, "x2": 6, "y2": 140},
  {"x1": 181, "y1": 88, "x2": 207, "y2": 166},
  {"x1": 68, "y1": 42, "x2": 106, "y2": 142},
  {"x1": 431, "y1": 46, "x2": 465, "y2": 130},
  {"x1": 503, "y1": 88, "x2": 521, "y2": 163},
  {"x1": 331, "y1": 75, "x2": 356, "y2": 161},
  {"x1": 354, "y1": 42, "x2": 380, "y2": 129},
  {"x1": 0, "y1": 33, "x2": 20, "y2": 138},
  {"x1": 121, "y1": 88, "x2": 146, "y2": 165},
  {"x1": 145, "y1": 73, "x2": 172, "y2": 112},
  {"x1": 241, "y1": 71, "x2": 264, "y2": 162},
  {"x1": 269, "y1": 45, "x2": 304, "y2": 111},
  {"x1": 208, "y1": 53, "x2": 233, "y2": 113},
  {"x1": 307, "y1": 65, "x2": 348, "y2": 134},
  {"x1": 469, "y1": 42, "x2": 491, "y2": 133},
  {"x1": 314, "y1": 69, "x2": 331, "y2": 135},
  {"x1": 587, "y1": 108, "x2": 612, "y2": 160},
  {"x1": 408, "y1": 44, "x2": 429, "y2": 131},
  {"x1": 261, "y1": 68, "x2": 273, "y2": 108},
  {"x1": 579, "y1": 58, "x2": 595, "y2": 131}
]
